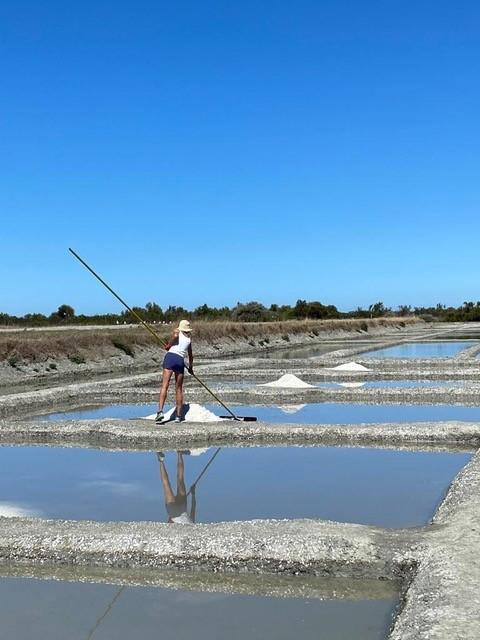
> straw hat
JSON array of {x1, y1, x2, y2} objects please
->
[{"x1": 177, "y1": 319, "x2": 192, "y2": 333}]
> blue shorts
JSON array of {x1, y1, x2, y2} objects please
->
[{"x1": 163, "y1": 352, "x2": 185, "y2": 374}]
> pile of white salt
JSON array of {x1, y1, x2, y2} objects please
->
[
  {"x1": 327, "y1": 361, "x2": 371, "y2": 372},
  {"x1": 144, "y1": 403, "x2": 224, "y2": 423},
  {"x1": 259, "y1": 373, "x2": 315, "y2": 388}
]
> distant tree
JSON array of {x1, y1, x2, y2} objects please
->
[
  {"x1": 368, "y1": 302, "x2": 389, "y2": 318},
  {"x1": 351, "y1": 306, "x2": 370, "y2": 318},
  {"x1": 232, "y1": 301, "x2": 269, "y2": 322},
  {"x1": 145, "y1": 302, "x2": 164, "y2": 322},
  {"x1": 0, "y1": 312, "x2": 15, "y2": 326},
  {"x1": 292, "y1": 299, "x2": 309, "y2": 319},
  {"x1": 23, "y1": 313, "x2": 48, "y2": 326},
  {"x1": 55, "y1": 304, "x2": 75, "y2": 321},
  {"x1": 193, "y1": 304, "x2": 215, "y2": 319},
  {"x1": 164, "y1": 305, "x2": 190, "y2": 322},
  {"x1": 306, "y1": 301, "x2": 339, "y2": 319},
  {"x1": 268, "y1": 303, "x2": 280, "y2": 320},
  {"x1": 397, "y1": 305, "x2": 412, "y2": 317}
]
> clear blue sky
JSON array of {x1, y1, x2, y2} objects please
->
[{"x1": 1, "y1": 1, "x2": 479, "y2": 315}]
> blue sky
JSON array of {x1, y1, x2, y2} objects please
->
[{"x1": 1, "y1": 1, "x2": 479, "y2": 315}]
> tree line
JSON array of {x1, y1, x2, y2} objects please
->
[{"x1": 1, "y1": 299, "x2": 480, "y2": 326}]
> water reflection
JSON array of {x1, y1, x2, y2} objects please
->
[
  {"x1": 0, "y1": 502, "x2": 41, "y2": 518},
  {"x1": 158, "y1": 451, "x2": 196, "y2": 524},
  {"x1": 157, "y1": 449, "x2": 222, "y2": 524},
  {"x1": 0, "y1": 445, "x2": 471, "y2": 527},
  {"x1": 278, "y1": 404, "x2": 307, "y2": 414}
]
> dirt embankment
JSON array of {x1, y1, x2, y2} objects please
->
[{"x1": 0, "y1": 317, "x2": 421, "y2": 389}]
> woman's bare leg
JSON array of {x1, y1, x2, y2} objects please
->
[
  {"x1": 176, "y1": 452, "x2": 186, "y2": 496},
  {"x1": 159, "y1": 460, "x2": 175, "y2": 503},
  {"x1": 175, "y1": 372, "x2": 184, "y2": 418},
  {"x1": 158, "y1": 369, "x2": 174, "y2": 411}
]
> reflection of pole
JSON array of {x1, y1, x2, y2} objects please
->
[
  {"x1": 187, "y1": 448, "x2": 222, "y2": 496},
  {"x1": 86, "y1": 585, "x2": 125, "y2": 640}
]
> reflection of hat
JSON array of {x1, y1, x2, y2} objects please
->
[{"x1": 177, "y1": 319, "x2": 192, "y2": 333}]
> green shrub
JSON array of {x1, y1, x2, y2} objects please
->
[{"x1": 69, "y1": 355, "x2": 85, "y2": 365}]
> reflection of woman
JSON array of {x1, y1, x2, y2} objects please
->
[
  {"x1": 156, "y1": 320, "x2": 194, "y2": 424},
  {"x1": 157, "y1": 452, "x2": 196, "y2": 524}
]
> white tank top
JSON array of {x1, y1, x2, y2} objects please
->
[{"x1": 169, "y1": 332, "x2": 191, "y2": 359}]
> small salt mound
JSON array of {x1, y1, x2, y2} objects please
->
[
  {"x1": 143, "y1": 403, "x2": 224, "y2": 423},
  {"x1": 260, "y1": 374, "x2": 314, "y2": 388},
  {"x1": 328, "y1": 362, "x2": 371, "y2": 372},
  {"x1": 278, "y1": 404, "x2": 307, "y2": 414},
  {"x1": 336, "y1": 381, "x2": 367, "y2": 389}
]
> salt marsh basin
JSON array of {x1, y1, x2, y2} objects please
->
[
  {"x1": 0, "y1": 575, "x2": 399, "y2": 640},
  {"x1": 38, "y1": 401, "x2": 480, "y2": 424},
  {"x1": 3, "y1": 321, "x2": 480, "y2": 640},
  {"x1": 364, "y1": 341, "x2": 477, "y2": 359},
  {"x1": 0, "y1": 444, "x2": 470, "y2": 527}
]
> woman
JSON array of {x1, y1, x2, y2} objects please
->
[{"x1": 155, "y1": 319, "x2": 193, "y2": 423}]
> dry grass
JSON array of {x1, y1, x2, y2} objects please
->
[
  {"x1": 0, "y1": 327, "x2": 169, "y2": 363},
  {"x1": 190, "y1": 317, "x2": 419, "y2": 341},
  {"x1": 0, "y1": 317, "x2": 419, "y2": 365}
]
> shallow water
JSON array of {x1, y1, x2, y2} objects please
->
[
  {"x1": 364, "y1": 341, "x2": 476, "y2": 359},
  {"x1": 257, "y1": 343, "x2": 359, "y2": 359},
  {"x1": 315, "y1": 380, "x2": 464, "y2": 389},
  {"x1": 39, "y1": 400, "x2": 480, "y2": 424},
  {"x1": 214, "y1": 402, "x2": 480, "y2": 423},
  {"x1": 215, "y1": 379, "x2": 465, "y2": 391},
  {"x1": 0, "y1": 576, "x2": 398, "y2": 640},
  {"x1": 318, "y1": 380, "x2": 465, "y2": 389},
  {"x1": 0, "y1": 445, "x2": 469, "y2": 527}
]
